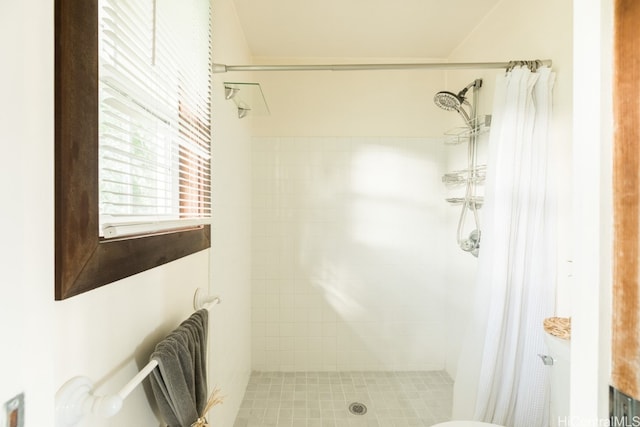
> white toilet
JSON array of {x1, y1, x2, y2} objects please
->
[{"x1": 431, "y1": 329, "x2": 571, "y2": 427}]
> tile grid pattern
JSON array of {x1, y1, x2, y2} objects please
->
[
  {"x1": 251, "y1": 136, "x2": 449, "y2": 372},
  {"x1": 233, "y1": 371, "x2": 453, "y2": 427}
]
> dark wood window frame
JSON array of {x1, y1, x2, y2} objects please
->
[{"x1": 55, "y1": 0, "x2": 211, "y2": 300}]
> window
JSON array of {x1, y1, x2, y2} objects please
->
[
  {"x1": 99, "y1": 0, "x2": 211, "y2": 238},
  {"x1": 55, "y1": 0, "x2": 212, "y2": 300}
]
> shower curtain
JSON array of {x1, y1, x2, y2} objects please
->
[{"x1": 454, "y1": 66, "x2": 557, "y2": 427}]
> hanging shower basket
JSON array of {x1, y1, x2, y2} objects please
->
[{"x1": 442, "y1": 115, "x2": 492, "y2": 145}]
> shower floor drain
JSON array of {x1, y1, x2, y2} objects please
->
[{"x1": 348, "y1": 402, "x2": 368, "y2": 415}]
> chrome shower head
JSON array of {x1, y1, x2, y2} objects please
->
[
  {"x1": 434, "y1": 79, "x2": 480, "y2": 112},
  {"x1": 434, "y1": 79, "x2": 482, "y2": 124},
  {"x1": 435, "y1": 90, "x2": 471, "y2": 123},
  {"x1": 433, "y1": 91, "x2": 465, "y2": 112}
]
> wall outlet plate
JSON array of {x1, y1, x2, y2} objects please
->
[{"x1": 4, "y1": 393, "x2": 24, "y2": 427}]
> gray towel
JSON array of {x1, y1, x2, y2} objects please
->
[{"x1": 150, "y1": 309, "x2": 208, "y2": 427}]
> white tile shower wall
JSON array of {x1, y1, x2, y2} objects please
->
[{"x1": 251, "y1": 136, "x2": 449, "y2": 372}]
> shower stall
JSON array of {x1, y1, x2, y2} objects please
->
[
  {"x1": 243, "y1": 129, "x2": 457, "y2": 425},
  {"x1": 199, "y1": 1, "x2": 575, "y2": 426},
  {"x1": 220, "y1": 57, "x2": 517, "y2": 426}
]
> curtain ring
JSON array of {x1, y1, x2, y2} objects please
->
[
  {"x1": 531, "y1": 60, "x2": 539, "y2": 73},
  {"x1": 507, "y1": 59, "x2": 544, "y2": 73}
]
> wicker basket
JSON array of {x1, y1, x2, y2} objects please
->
[{"x1": 543, "y1": 317, "x2": 571, "y2": 340}]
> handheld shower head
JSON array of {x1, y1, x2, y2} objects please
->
[
  {"x1": 433, "y1": 91, "x2": 465, "y2": 112},
  {"x1": 434, "y1": 90, "x2": 471, "y2": 123},
  {"x1": 433, "y1": 79, "x2": 482, "y2": 124}
]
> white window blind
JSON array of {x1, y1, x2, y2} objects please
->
[{"x1": 98, "y1": 0, "x2": 211, "y2": 238}]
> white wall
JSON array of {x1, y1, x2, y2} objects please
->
[
  {"x1": 246, "y1": 60, "x2": 455, "y2": 371},
  {"x1": 54, "y1": 254, "x2": 212, "y2": 425},
  {"x1": 208, "y1": 0, "x2": 255, "y2": 424},
  {"x1": 251, "y1": 58, "x2": 453, "y2": 138},
  {"x1": 0, "y1": 0, "x2": 253, "y2": 425},
  {"x1": 571, "y1": 0, "x2": 612, "y2": 423},
  {"x1": 442, "y1": 0, "x2": 574, "y2": 379},
  {"x1": 0, "y1": 2, "x2": 55, "y2": 425},
  {"x1": 251, "y1": 136, "x2": 448, "y2": 371}
]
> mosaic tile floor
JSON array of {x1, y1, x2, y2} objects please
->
[{"x1": 233, "y1": 371, "x2": 453, "y2": 427}]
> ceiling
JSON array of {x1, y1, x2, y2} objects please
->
[{"x1": 232, "y1": 0, "x2": 503, "y2": 59}]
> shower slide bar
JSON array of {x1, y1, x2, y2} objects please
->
[
  {"x1": 55, "y1": 289, "x2": 221, "y2": 427},
  {"x1": 212, "y1": 59, "x2": 552, "y2": 73}
]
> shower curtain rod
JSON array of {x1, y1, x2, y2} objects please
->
[{"x1": 212, "y1": 59, "x2": 552, "y2": 73}]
